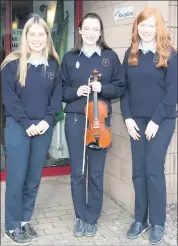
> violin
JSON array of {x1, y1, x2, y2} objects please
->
[
  {"x1": 82, "y1": 69, "x2": 112, "y2": 174},
  {"x1": 84, "y1": 69, "x2": 112, "y2": 149}
]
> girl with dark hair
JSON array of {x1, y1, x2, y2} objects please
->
[
  {"x1": 120, "y1": 7, "x2": 177, "y2": 244},
  {"x1": 61, "y1": 13, "x2": 126, "y2": 237},
  {"x1": 72, "y1": 12, "x2": 111, "y2": 52}
]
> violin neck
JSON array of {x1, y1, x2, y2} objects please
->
[{"x1": 93, "y1": 91, "x2": 98, "y2": 121}]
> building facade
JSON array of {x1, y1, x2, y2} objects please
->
[{"x1": 0, "y1": 1, "x2": 177, "y2": 211}]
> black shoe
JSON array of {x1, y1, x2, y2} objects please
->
[
  {"x1": 149, "y1": 225, "x2": 165, "y2": 244},
  {"x1": 127, "y1": 221, "x2": 149, "y2": 239},
  {"x1": 73, "y1": 218, "x2": 85, "y2": 237},
  {"x1": 85, "y1": 223, "x2": 97, "y2": 237},
  {"x1": 22, "y1": 223, "x2": 38, "y2": 241},
  {"x1": 4, "y1": 227, "x2": 31, "y2": 245}
]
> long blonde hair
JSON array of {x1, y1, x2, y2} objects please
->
[
  {"x1": 1, "y1": 15, "x2": 60, "y2": 86},
  {"x1": 128, "y1": 7, "x2": 176, "y2": 67}
]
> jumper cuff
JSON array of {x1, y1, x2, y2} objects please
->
[
  {"x1": 151, "y1": 114, "x2": 163, "y2": 125},
  {"x1": 19, "y1": 118, "x2": 33, "y2": 130}
]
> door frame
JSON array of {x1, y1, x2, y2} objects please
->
[
  {"x1": 5, "y1": 0, "x2": 12, "y2": 56},
  {"x1": 75, "y1": 0, "x2": 83, "y2": 29}
]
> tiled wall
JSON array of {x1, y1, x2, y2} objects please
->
[{"x1": 83, "y1": 0, "x2": 177, "y2": 213}]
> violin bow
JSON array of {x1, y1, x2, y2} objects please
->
[{"x1": 82, "y1": 77, "x2": 91, "y2": 175}]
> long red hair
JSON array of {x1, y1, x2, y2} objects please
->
[{"x1": 128, "y1": 7, "x2": 176, "y2": 67}]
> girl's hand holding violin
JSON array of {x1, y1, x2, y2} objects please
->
[
  {"x1": 89, "y1": 81, "x2": 102, "y2": 93},
  {"x1": 77, "y1": 78, "x2": 102, "y2": 97},
  {"x1": 77, "y1": 85, "x2": 91, "y2": 97}
]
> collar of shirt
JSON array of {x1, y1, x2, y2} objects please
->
[
  {"x1": 79, "y1": 46, "x2": 102, "y2": 58},
  {"x1": 138, "y1": 40, "x2": 156, "y2": 54},
  {"x1": 27, "y1": 56, "x2": 49, "y2": 67}
]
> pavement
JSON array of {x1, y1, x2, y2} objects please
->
[{"x1": 0, "y1": 175, "x2": 177, "y2": 245}]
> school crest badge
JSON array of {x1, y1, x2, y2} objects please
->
[
  {"x1": 76, "y1": 61, "x2": 80, "y2": 69},
  {"x1": 102, "y1": 58, "x2": 109, "y2": 67},
  {"x1": 47, "y1": 72, "x2": 54, "y2": 80}
]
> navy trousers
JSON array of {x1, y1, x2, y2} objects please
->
[
  {"x1": 4, "y1": 117, "x2": 53, "y2": 230},
  {"x1": 65, "y1": 113, "x2": 107, "y2": 225},
  {"x1": 130, "y1": 118, "x2": 176, "y2": 225}
]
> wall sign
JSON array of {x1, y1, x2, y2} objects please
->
[
  {"x1": 113, "y1": 6, "x2": 134, "y2": 23},
  {"x1": 12, "y1": 29, "x2": 23, "y2": 50}
]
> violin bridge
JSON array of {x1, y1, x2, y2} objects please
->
[{"x1": 93, "y1": 121, "x2": 100, "y2": 128}]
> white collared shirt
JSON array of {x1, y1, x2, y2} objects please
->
[
  {"x1": 138, "y1": 40, "x2": 156, "y2": 54},
  {"x1": 27, "y1": 56, "x2": 49, "y2": 67},
  {"x1": 79, "y1": 46, "x2": 102, "y2": 58}
]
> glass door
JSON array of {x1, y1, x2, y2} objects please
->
[{"x1": 0, "y1": 0, "x2": 11, "y2": 171}]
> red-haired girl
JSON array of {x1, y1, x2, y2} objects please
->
[{"x1": 120, "y1": 7, "x2": 177, "y2": 245}]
